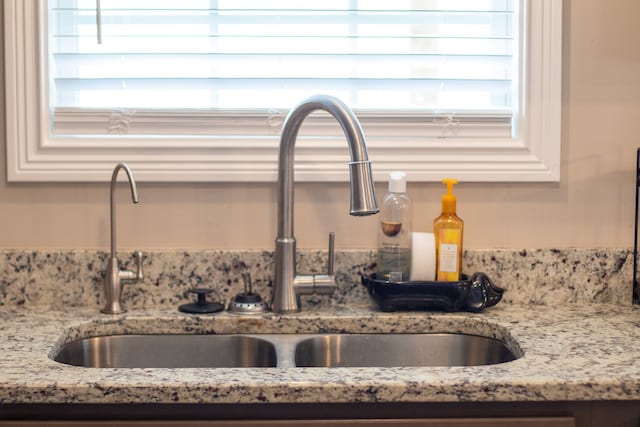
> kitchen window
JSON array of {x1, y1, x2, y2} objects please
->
[{"x1": 4, "y1": 0, "x2": 562, "y2": 182}]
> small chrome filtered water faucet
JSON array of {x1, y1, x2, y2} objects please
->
[
  {"x1": 272, "y1": 95, "x2": 379, "y2": 314},
  {"x1": 101, "y1": 163, "x2": 144, "y2": 314}
]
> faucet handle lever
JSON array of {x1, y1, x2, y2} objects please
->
[
  {"x1": 118, "y1": 251, "x2": 144, "y2": 283},
  {"x1": 327, "y1": 232, "x2": 335, "y2": 276},
  {"x1": 133, "y1": 251, "x2": 144, "y2": 281}
]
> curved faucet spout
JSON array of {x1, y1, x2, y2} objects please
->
[
  {"x1": 273, "y1": 95, "x2": 379, "y2": 314},
  {"x1": 277, "y1": 95, "x2": 379, "y2": 239},
  {"x1": 110, "y1": 163, "x2": 138, "y2": 259},
  {"x1": 102, "y1": 162, "x2": 143, "y2": 314}
]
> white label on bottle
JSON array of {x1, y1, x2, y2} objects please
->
[{"x1": 439, "y1": 243, "x2": 459, "y2": 273}]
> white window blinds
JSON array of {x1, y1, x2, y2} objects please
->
[{"x1": 49, "y1": 0, "x2": 516, "y2": 137}]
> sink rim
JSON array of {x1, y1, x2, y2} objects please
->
[{"x1": 52, "y1": 332, "x2": 522, "y2": 369}]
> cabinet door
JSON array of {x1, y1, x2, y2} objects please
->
[{"x1": 0, "y1": 416, "x2": 576, "y2": 427}]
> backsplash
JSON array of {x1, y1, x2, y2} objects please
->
[{"x1": 0, "y1": 248, "x2": 632, "y2": 310}]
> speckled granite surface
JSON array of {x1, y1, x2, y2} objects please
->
[
  {"x1": 0, "y1": 248, "x2": 638, "y2": 405},
  {"x1": 0, "y1": 248, "x2": 634, "y2": 310},
  {"x1": 0, "y1": 304, "x2": 639, "y2": 404}
]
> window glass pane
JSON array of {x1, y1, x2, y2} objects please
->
[{"x1": 49, "y1": 0, "x2": 516, "y2": 112}]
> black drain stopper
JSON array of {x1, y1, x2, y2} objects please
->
[{"x1": 178, "y1": 288, "x2": 224, "y2": 314}]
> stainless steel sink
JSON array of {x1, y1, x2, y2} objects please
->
[
  {"x1": 54, "y1": 334, "x2": 277, "y2": 368},
  {"x1": 54, "y1": 333, "x2": 518, "y2": 368},
  {"x1": 294, "y1": 334, "x2": 516, "y2": 367}
]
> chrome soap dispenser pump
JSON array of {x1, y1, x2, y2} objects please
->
[{"x1": 101, "y1": 163, "x2": 144, "y2": 314}]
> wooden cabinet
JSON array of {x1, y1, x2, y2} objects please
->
[
  {"x1": 1, "y1": 401, "x2": 639, "y2": 427},
  {"x1": 0, "y1": 418, "x2": 576, "y2": 427}
]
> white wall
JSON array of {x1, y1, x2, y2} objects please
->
[{"x1": 0, "y1": 0, "x2": 638, "y2": 250}]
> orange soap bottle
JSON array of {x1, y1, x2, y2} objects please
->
[{"x1": 434, "y1": 178, "x2": 464, "y2": 281}]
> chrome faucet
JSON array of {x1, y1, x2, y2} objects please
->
[
  {"x1": 101, "y1": 163, "x2": 144, "y2": 314},
  {"x1": 272, "y1": 95, "x2": 379, "y2": 314}
]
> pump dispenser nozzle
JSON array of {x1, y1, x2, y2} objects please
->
[{"x1": 441, "y1": 178, "x2": 458, "y2": 214}]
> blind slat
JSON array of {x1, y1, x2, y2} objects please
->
[
  {"x1": 52, "y1": 12, "x2": 514, "y2": 29},
  {"x1": 51, "y1": 37, "x2": 514, "y2": 56},
  {"x1": 54, "y1": 78, "x2": 512, "y2": 110},
  {"x1": 53, "y1": 53, "x2": 512, "y2": 80},
  {"x1": 54, "y1": 0, "x2": 513, "y2": 11}
]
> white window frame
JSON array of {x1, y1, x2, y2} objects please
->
[{"x1": 4, "y1": 0, "x2": 562, "y2": 183}]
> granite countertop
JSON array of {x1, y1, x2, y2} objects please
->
[
  {"x1": 1, "y1": 303, "x2": 639, "y2": 405},
  {"x1": 0, "y1": 248, "x2": 638, "y2": 406}
]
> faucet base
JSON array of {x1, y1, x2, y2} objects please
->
[
  {"x1": 101, "y1": 303, "x2": 126, "y2": 315},
  {"x1": 272, "y1": 238, "x2": 300, "y2": 314}
]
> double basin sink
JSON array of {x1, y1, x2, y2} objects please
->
[{"x1": 54, "y1": 333, "x2": 519, "y2": 369}]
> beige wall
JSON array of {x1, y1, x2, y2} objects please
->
[{"x1": 1, "y1": 0, "x2": 639, "y2": 250}]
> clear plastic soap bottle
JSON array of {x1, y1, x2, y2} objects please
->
[
  {"x1": 377, "y1": 171, "x2": 412, "y2": 282},
  {"x1": 434, "y1": 178, "x2": 464, "y2": 281}
]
